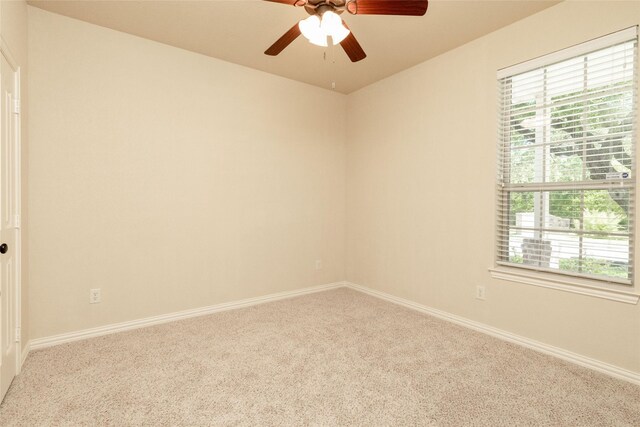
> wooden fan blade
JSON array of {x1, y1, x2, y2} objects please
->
[
  {"x1": 265, "y1": 23, "x2": 302, "y2": 56},
  {"x1": 263, "y1": 0, "x2": 306, "y2": 6},
  {"x1": 346, "y1": 0, "x2": 428, "y2": 16},
  {"x1": 340, "y1": 23, "x2": 366, "y2": 62}
]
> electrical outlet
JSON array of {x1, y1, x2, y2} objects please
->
[
  {"x1": 315, "y1": 260, "x2": 322, "y2": 270},
  {"x1": 476, "y1": 285, "x2": 486, "y2": 300},
  {"x1": 89, "y1": 288, "x2": 101, "y2": 304}
]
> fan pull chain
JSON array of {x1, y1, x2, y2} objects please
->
[{"x1": 327, "y1": 43, "x2": 337, "y2": 91}]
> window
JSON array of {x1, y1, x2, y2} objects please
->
[{"x1": 496, "y1": 28, "x2": 638, "y2": 285}]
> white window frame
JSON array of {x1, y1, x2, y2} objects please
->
[{"x1": 492, "y1": 27, "x2": 640, "y2": 304}]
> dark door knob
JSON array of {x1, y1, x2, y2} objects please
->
[{"x1": 0, "y1": 244, "x2": 8, "y2": 254}]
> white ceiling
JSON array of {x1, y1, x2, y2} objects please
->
[{"x1": 28, "y1": 0, "x2": 561, "y2": 94}]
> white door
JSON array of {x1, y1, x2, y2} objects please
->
[{"x1": 0, "y1": 53, "x2": 18, "y2": 402}]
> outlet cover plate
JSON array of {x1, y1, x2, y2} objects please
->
[{"x1": 89, "y1": 288, "x2": 101, "y2": 304}]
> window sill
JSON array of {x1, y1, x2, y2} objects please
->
[{"x1": 488, "y1": 267, "x2": 640, "y2": 304}]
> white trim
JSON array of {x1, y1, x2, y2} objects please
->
[
  {"x1": 344, "y1": 282, "x2": 640, "y2": 386},
  {"x1": 26, "y1": 281, "x2": 640, "y2": 386},
  {"x1": 20, "y1": 342, "x2": 29, "y2": 368},
  {"x1": 497, "y1": 26, "x2": 638, "y2": 79},
  {"x1": 30, "y1": 282, "x2": 346, "y2": 350},
  {"x1": 489, "y1": 268, "x2": 640, "y2": 304},
  {"x1": 13, "y1": 66, "x2": 22, "y2": 375}
]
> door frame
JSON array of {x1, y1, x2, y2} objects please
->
[{"x1": 0, "y1": 36, "x2": 22, "y2": 375}]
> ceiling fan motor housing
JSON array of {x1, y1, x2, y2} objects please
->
[{"x1": 304, "y1": 0, "x2": 347, "y2": 16}]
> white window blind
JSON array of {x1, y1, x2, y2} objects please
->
[{"x1": 496, "y1": 28, "x2": 638, "y2": 285}]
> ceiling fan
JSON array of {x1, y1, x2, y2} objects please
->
[{"x1": 264, "y1": 0, "x2": 429, "y2": 62}]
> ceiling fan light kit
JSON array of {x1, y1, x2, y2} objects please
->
[
  {"x1": 264, "y1": 0, "x2": 429, "y2": 62},
  {"x1": 299, "y1": 12, "x2": 350, "y2": 47},
  {"x1": 298, "y1": 10, "x2": 350, "y2": 46}
]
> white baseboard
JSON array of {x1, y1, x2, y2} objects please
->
[
  {"x1": 18, "y1": 341, "x2": 30, "y2": 372},
  {"x1": 30, "y1": 282, "x2": 346, "y2": 351},
  {"x1": 344, "y1": 282, "x2": 640, "y2": 386},
  {"x1": 26, "y1": 280, "x2": 640, "y2": 386}
]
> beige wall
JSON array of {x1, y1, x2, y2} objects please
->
[
  {"x1": 346, "y1": 1, "x2": 640, "y2": 373},
  {"x1": 1, "y1": 0, "x2": 28, "y2": 354},
  {"x1": 28, "y1": 7, "x2": 346, "y2": 339}
]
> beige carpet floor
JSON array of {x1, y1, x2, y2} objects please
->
[{"x1": 1, "y1": 288, "x2": 639, "y2": 426}]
